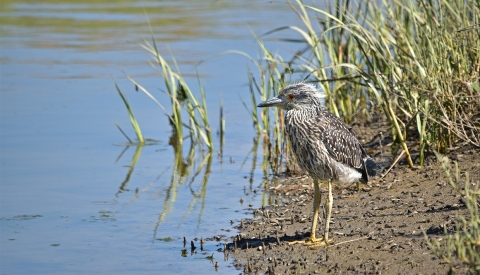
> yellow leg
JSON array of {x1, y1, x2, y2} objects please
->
[
  {"x1": 307, "y1": 179, "x2": 334, "y2": 248},
  {"x1": 324, "y1": 179, "x2": 334, "y2": 244},
  {"x1": 289, "y1": 179, "x2": 327, "y2": 246},
  {"x1": 309, "y1": 179, "x2": 323, "y2": 242}
]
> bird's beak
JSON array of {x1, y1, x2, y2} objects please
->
[{"x1": 257, "y1": 96, "x2": 283, "y2": 108}]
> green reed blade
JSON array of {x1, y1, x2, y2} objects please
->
[{"x1": 114, "y1": 81, "x2": 144, "y2": 144}]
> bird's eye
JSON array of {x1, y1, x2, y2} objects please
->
[{"x1": 287, "y1": 94, "x2": 295, "y2": 101}]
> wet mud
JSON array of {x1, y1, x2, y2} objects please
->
[{"x1": 226, "y1": 116, "x2": 479, "y2": 274}]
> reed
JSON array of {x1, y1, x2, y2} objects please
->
[
  {"x1": 114, "y1": 81, "x2": 145, "y2": 144},
  {"x1": 244, "y1": 0, "x2": 479, "y2": 169},
  {"x1": 219, "y1": 97, "x2": 225, "y2": 158},
  {"x1": 115, "y1": 33, "x2": 214, "y2": 151},
  {"x1": 305, "y1": 0, "x2": 478, "y2": 165}
]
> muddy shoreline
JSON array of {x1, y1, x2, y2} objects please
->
[{"x1": 225, "y1": 118, "x2": 479, "y2": 274}]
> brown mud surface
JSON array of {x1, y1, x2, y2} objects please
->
[{"x1": 227, "y1": 115, "x2": 479, "y2": 274}]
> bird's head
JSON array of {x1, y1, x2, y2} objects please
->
[{"x1": 257, "y1": 83, "x2": 324, "y2": 110}]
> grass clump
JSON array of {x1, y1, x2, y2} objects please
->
[
  {"x1": 425, "y1": 154, "x2": 480, "y2": 273},
  {"x1": 132, "y1": 35, "x2": 213, "y2": 150},
  {"x1": 245, "y1": 0, "x2": 479, "y2": 170},
  {"x1": 115, "y1": 34, "x2": 214, "y2": 150}
]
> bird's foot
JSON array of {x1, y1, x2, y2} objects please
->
[
  {"x1": 288, "y1": 236, "x2": 334, "y2": 247},
  {"x1": 288, "y1": 237, "x2": 321, "y2": 245},
  {"x1": 307, "y1": 237, "x2": 334, "y2": 248}
]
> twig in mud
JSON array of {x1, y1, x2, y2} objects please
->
[
  {"x1": 381, "y1": 150, "x2": 405, "y2": 179},
  {"x1": 332, "y1": 236, "x2": 369, "y2": 246}
]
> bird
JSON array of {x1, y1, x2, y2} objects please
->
[{"x1": 257, "y1": 82, "x2": 379, "y2": 247}]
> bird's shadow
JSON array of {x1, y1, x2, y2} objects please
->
[{"x1": 226, "y1": 230, "x2": 311, "y2": 250}]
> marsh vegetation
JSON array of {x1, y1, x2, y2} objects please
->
[{"x1": 116, "y1": 0, "x2": 479, "y2": 272}]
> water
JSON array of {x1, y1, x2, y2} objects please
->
[{"x1": 0, "y1": 1, "x2": 305, "y2": 274}]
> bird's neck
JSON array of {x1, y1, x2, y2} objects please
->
[
  {"x1": 285, "y1": 107, "x2": 319, "y2": 129},
  {"x1": 286, "y1": 104, "x2": 323, "y2": 116}
]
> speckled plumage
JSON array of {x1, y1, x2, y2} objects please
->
[
  {"x1": 257, "y1": 82, "x2": 379, "y2": 246},
  {"x1": 260, "y1": 82, "x2": 377, "y2": 184}
]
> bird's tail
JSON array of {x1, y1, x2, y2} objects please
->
[
  {"x1": 359, "y1": 157, "x2": 381, "y2": 184},
  {"x1": 365, "y1": 157, "x2": 380, "y2": 177}
]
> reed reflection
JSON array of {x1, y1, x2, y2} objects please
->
[
  {"x1": 115, "y1": 145, "x2": 144, "y2": 197},
  {"x1": 153, "y1": 129, "x2": 213, "y2": 239}
]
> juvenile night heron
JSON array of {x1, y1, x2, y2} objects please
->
[{"x1": 258, "y1": 83, "x2": 379, "y2": 247}]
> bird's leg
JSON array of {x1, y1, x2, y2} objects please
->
[
  {"x1": 308, "y1": 179, "x2": 323, "y2": 243},
  {"x1": 308, "y1": 179, "x2": 335, "y2": 248},
  {"x1": 289, "y1": 179, "x2": 326, "y2": 246},
  {"x1": 290, "y1": 179, "x2": 327, "y2": 247},
  {"x1": 323, "y1": 179, "x2": 334, "y2": 245}
]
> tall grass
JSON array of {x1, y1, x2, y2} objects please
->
[
  {"x1": 115, "y1": 34, "x2": 214, "y2": 151},
  {"x1": 244, "y1": 0, "x2": 479, "y2": 170},
  {"x1": 139, "y1": 36, "x2": 213, "y2": 150}
]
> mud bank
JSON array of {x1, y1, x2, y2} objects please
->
[{"x1": 227, "y1": 118, "x2": 479, "y2": 274}]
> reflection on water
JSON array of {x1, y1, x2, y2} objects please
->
[
  {"x1": 154, "y1": 128, "x2": 213, "y2": 233},
  {"x1": 115, "y1": 145, "x2": 143, "y2": 196},
  {"x1": 114, "y1": 124, "x2": 215, "y2": 239}
]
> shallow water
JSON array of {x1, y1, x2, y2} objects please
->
[{"x1": 0, "y1": 0, "x2": 307, "y2": 274}]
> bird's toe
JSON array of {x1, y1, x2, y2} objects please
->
[
  {"x1": 307, "y1": 238, "x2": 334, "y2": 248},
  {"x1": 306, "y1": 236, "x2": 325, "y2": 244},
  {"x1": 288, "y1": 236, "x2": 330, "y2": 246}
]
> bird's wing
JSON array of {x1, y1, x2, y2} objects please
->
[{"x1": 316, "y1": 112, "x2": 366, "y2": 170}]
